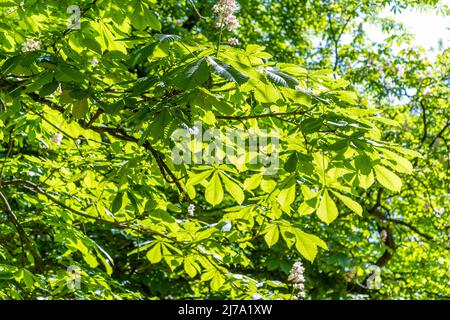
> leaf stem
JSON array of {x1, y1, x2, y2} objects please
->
[{"x1": 216, "y1": 25, "x2": 224, "y2": 57}]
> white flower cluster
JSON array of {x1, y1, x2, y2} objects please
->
[
  {"x1": 21, "y1": 38, "x2": 41, "y2": 52},
  {"x1": 288, "y1": 261, "x2": 306, "y2": 299},
  {"x1": 213, "y1": 0, "x2": 239, "y2": 31}
]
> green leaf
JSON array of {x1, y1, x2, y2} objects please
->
[
  {"x1": 301, "y1": 118, "x2": 323, "y2": 134},
  {"x1": 207, "y1": 56, "x2": 249, "y2": 85},
  {"x1": 264, "y1": 225, "x2": 280, "y2": 247},
  {"x1": 72, "y1": 99, "x2": 89, "y2": 119},
  {"x1": 316, "y1": 189, "x2": 338, "y2": 224},
  {"x1": 55, "y1": 65, "x2": 84, "y2": 83},
  {"x1": 265, "y1": 67, "x2": 299, "y2": 88},
  {"x1": 146, "y1": 243, "x2": 162, "y2": 264},
  {"x1": 39, "y1": 81, "x2": 58, "y2": 97},
  {"x1": 252, "y1": 79, "x2": 280, "y2": 103},
  {"x1": 331, "y1": 191, "x2": 362, "y2": 216},
  {"x1": 284, "y1": 152, "x2": 298, "y2": 172},
  {"x1": 131, "y1": 1, "x2": 161, "y2": 31},
  {"x1": 147, "y1": 12, "x2": 161, "y2": 31},
  {"x1": 374, "y1": 165, "x2": 402, "y2": 192},
  {"x1": 170, "y1": 58, "x2": 209, "y2": 90},
  {"x1": 205, "y1": 172, "x2": 224, "y2": 206},
  {"x1": 379, "y1": 148, "x2": 413, "y2": 174},
  {"x1": 183, "y1": 257, "x2": 199, "y2": 278},
  {"x1": 298, "y1": 200, "x2": 315, "y2": 216},
  {"x1": 83, "y1": 252, "x2": 99, "y2": 268},
  {"x1": 357, "y1": 170, "x2": 375, "y2": 189},
  {"x1": 276, "y1": 177, "x2": 296, "y2": 213},
  {"x1": 187, "y1": 170, "x2": 213, "y2": 187},
  {"x1": 306, "y1": 232, "x2": 328, "y2": 250},
  {"x1": 294, "y1": 230, "x2": 318, "y2": 262},
  {"x1": 220, "y1": 172, "x2": 245, "y2": 204},
  {"x1": 155, "y1": 34, "x2": 181, "y2": 43},
  {"x1": 210, "y1": 272, "x2": 225, "y2": 291},
  {"x1": 333, "y1": 90, "x2": 358, "y2": 104},
  {"x1": 111, "y1": 192, "x2": 124, "y2": 213},
  {"x1": 243, "y1": 174, "x2": 262, "y2": 191}
]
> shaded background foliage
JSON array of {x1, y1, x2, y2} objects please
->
[
  {"x1": 0, "y1": 0, "x2": 449, "y2": 300},
  {"x1": 159, "y1": 0, "x2": 450, "y2": 299}
]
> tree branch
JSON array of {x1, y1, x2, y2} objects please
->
[
  {"x1": 0, "y1": 187, "x2": 44, "y2": 272},
  {"x1": 0, "y1": 179, "x2": 174, "y2": 241}
]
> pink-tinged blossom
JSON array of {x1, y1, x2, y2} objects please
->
[
  {"x1": 288, "y1": 261, "x2": 306, "y2": 299},
  {"x1": 385, "y1": 78, "x2": 393, "y2": 89},
  {"x1": 21, "y1": 38, "x2": 41, "y2": 52},
  {"x1": 187, "y1": 204, "x2": 195, "y2": 216},
  {"x1": 228, "y1": 37, "x2": 239, "y2": 46},
  {"x1": 214, "y1": 0, "x2": 239, "y2": 31},
  {"x1": 50, "y1": 133, "x2": 63, "y2": 146},
  {"x1": 418, "y1": 74, "x2": 424, "y2": 83},
  {"x1": 396, "y1": 64, "x2": 405, "y2": 78}
]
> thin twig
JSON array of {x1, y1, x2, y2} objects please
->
[{"x1": 0, "y1": 188, "x2": 44, "y2": 271}]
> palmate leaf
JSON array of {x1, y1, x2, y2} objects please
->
[
  {"x1": 205, "y1": 172, "x2": 224, "y2": 206},
  {"x1": 374, "y1": 164, "x2": 402, "y2": 192},
  {"x1": 155, "y1": 34, "x2": 182, "y2": 43},
  {"x1": 276, "y1": 177, "x2": 296, "y2": 213},
  {"x1": 207, "y1": 56, "x2": 249, "y2": 85},
  {"x1": 219, "y1": 172, "x2": 245, "y2": 204},
  {"x1": 264, "y1": 224, "x2": 280, "y2": 247},
  {"x1": 331, "y1": 190, "x2": 362, "y2": 216},
  {"x1": 131, "y1": 0, "x2": 161, "y2": 31},
  {"x1": 316, "y1": 189, "x2": 338, "y2": 224},
  {"x1": 293, "y1": 229, "x2": 327, "y2": 262},
  {"x1": 169, "y1": 58, "x2": 210, "y2": 90},
  {"x1": 264, "y1": 67, "x2": 299, "y2": 88}
]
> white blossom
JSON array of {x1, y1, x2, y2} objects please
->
[
  {"x1": 418, "y1": 74, "x2": 424, "y2": 83},
  {"x1": 385, "y1": 78, "x2": 393, "y2": 89},
  {"x1": 50, "y1": 133, "x2": 63, "y2": 146},
  {"x1": 424, "y1": 68, "x2": 433, "y2": 77},
  {"x1": 182, "y1": 123, "x2": 200, "y2": 135},
  {"x1": 380, "y1": 229, "x2": 388, "y2": 242},
  {"x1": 213, "y1": 0, "x2": 239, "y2": 31},
  {"x1": 187, "y1": 203, "x2": 195, "y2": 216},
  {"x1": 251, "y1": 293, "x2": 262, "y2": 300},
  {"x1": 288, "y1": 261, "x2": 306, "y2": 299},
  {"x1": 21, "y1": 38, "x2": 41, "y2": 52},
  {"x1": 221, "y1": 221, "x2": 232, "y2": 232},
  {"x1": 345, "y1": 59, "x2": 352, "y2": 69},
  {"x1": 89, "y1": 59, "x2": 99, "y2": 67},
  {"x1": 396, "y1": 64, "x2": 405, "y2": 78},
  {"x1": 228, "y1": 37, "x2": 240, "y2": 46}
]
